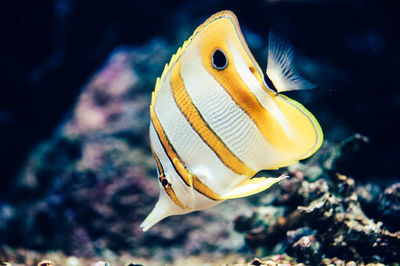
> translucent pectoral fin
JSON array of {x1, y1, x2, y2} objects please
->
[
  {"x1": 266, "y1": 31, "x2": 315, "y2": 93},
  {"x1": 220, "y1": 175, "x2": 287, "y2": 200}
]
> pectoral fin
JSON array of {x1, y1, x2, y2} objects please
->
[
  {"x1": 266, "y1": 31, "x2": 315, "y2": 93},
  {"x1": 220, "y1": 175, "x2": 287, "y2": 200}
]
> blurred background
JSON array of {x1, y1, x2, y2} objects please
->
[{"x1": 1, "y1": 0, "x2": 399, "y2": 264}]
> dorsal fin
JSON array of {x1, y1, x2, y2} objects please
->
[
  {"x1": 266, "y1": 31, "x2": 315, "y2": 93},
  {"x1": 154, "y1": 39, "x2": 191, "y2": 92},
  {"x1": 154, "y1": 11, "x2": 236, "y2": 91}
]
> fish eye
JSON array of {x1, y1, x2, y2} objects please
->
[
  {"x1": 159, "y1": 174, "x2": 170, "y2": 187},
  {"x1": 161, "y1": 178, "x2": 169, "y2": 187},
  {"x1": 212, "y1": 49, "x2": 228, "y2": 70}
]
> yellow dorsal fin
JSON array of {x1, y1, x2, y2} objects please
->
[
  {"x1": 154, "y1": 11, "x2": 236, "y2": 93},
  {"x1": 220, "y1": 175, "x2": 287, "y2": 200}
]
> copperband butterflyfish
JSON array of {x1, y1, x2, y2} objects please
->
[{"x1": 141, "y1": 10, "x2": 323, "y2": 232}]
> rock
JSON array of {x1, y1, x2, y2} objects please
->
[
  {"x1": 0, "y1": 39, "x2": 256, "y2": 261},
  {"x1": 37, "y1": 260, "x2": 55, "y2": 266},
  {"x1": 287, "y1": 235, "x2": 322, "y2": 265},
  {"x1": 234, "y1": 140, "x2": 400, "y2": 264},
  {"x1": 249, "y1": 258, "x2": 263, "y2": 265},
  {"x1": 328, "y1": 134, "x2": 370, "y2": 178},
  {"x1": 377, "y1": 183, "x2": 400, "y2": 231},
  {"x1": 356, "y1": 183, "x2": 382, "y2": 219},
  {"x1": 286, "y1": 227, "x2": 316, "y2": 247},
  {"x1": 92, "y1": 261, "x2": 110, "y2": 266}
]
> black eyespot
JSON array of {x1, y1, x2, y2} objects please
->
[
  {"x1": 161, "y1": 178, "x2": 169, "y2": 187},
  {"x1": 212, "y1": 49, "x2": 228, "y2": 70}
]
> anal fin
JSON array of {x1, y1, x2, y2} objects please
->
[{"x1": 220, "y1": 175, "x2": 287, "y2": 200}]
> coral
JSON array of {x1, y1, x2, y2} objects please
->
[
  {"x1": 234, "y1": 138, "x2": 400, "y2": 264},
  {"x1": 1, "y1": 40, "x2": 398, "y2": 264},
  {"x1": 377, "y1": 183, "x2": 400, "y2": 231},
  {"x1": 37, "y1": 260, "x2": 55, "y2": 266},
  {"x1": 0, "y1": 40, "x2": 249, "y2": 263}
]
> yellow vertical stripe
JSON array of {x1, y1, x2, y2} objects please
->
[
  {"x1": 170, "y1": 61, "x2": 255, "y2": 177},
  {"x1": 209, "y1": 64, "x2": 295, "y2": 151},
  {"x1": 150, "y1": 143, "x2": 164, "y2": 174},
  {"x1": 198, "y1": 43, "x2": 295, "y2": 154},
  {"x1": 150, "y1": 143, "x2": 185, "y2": 209},
  {"x1": 150, "y1": 98, "x2": 222, "y2": 201},
  {"x1": 194, "y1": 17, "x2": 321, "y2": 166},
  {"x1": 165, "y1": 186, "x2": 185, "y2": 209}
]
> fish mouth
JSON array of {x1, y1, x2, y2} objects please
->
[{"x1": 140, "y1": 190, "x2": 188, "y2": 232}]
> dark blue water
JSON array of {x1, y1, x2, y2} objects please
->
[{"x1": 0, "y1": 1, "x2": 399, "y2": 263}]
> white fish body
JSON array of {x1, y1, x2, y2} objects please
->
[{"x1": 141, "y1": 10, "x2": 323, "y2": 232}]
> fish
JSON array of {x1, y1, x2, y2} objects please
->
[{"x1": 141, "y1": 10, "x2": 323, "y2": 232}]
